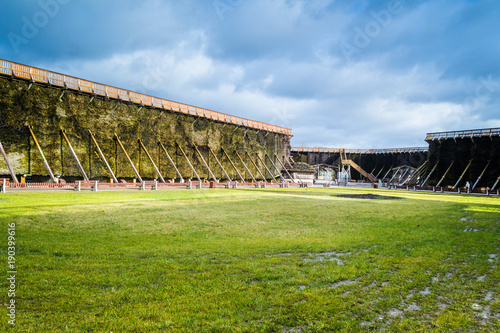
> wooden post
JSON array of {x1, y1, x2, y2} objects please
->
[
  {"x1": 89, "y1": 130, "x2": 118, "y2": 183},
  {"x1": 472, "y1": 161, "x2": 490, "y2": 190},
  {"x1": 235, "y1": 151, "x2": 256, "y2": 183},
  {"x1": 114, "y1": 134, "x2": 143, "y2": 183},
  {"x1": 176, "y1": 143, "x2": 201, "y2": 182},
  {"x1": 453, "y1": 160, "x2": 473, "y2": 189},
  {"x1": 194, "y1": 145, "x2": 217, "y2": 182},
  {"x1": 222, "y1": 147, "x2": 245, "y2": 183},
  {"x1": 158, "y1": 142, "x2": 184, "y2": 182},
  {"x1": 0, "y1": 142, "x2": 19, "y2": 183},
  {"x1": 436, "y1": 161, "x2": 454, "y2": 187},
  {"x1": 28, "y1": 126, "x2": 56, "y2": 183},
  {"x1": 245, "y1": 151, "x2": 266, "y2": 182},
  {"x1": 61, "y1": 130, "x2": 89, "y2": 181},
  {"x1": 208, "y1": 146, "x2": 231, "y2": 182},
  {"x1": 266, "y1": 154, "x2": 285, "y2": 182},
  {"x1": 274, "y1": 154, "x2": 295, "y2": 183},
  {"x1": 138, "y1": 139, "x2": 165, "y2": 183}
]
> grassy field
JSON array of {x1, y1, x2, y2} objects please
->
[{"x1": 0, "y1": 187, "x2": 499, "y2": 332}]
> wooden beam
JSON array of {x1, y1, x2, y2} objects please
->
[
  {"x1": 0, "y1": 142, "x2": 18, "y2": 183},
  {"x1": 138, "y1": 139, "x2": 165, "y2": 183},
  {"x1": 28, "y1": 126, "x2": 56, "y2": 183},
  {"x1": 61, "y1": 130, "x2": 89, "y2": 181},
  {"x1": 114, "y1": 134, "x2": 143, "y2": 183},
  {"x1": 89, "y1": 130, "x2": 118, "y2": 183}
]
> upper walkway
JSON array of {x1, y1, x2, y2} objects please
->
[
  {"x1": 291, "y1": 147, "x2": 428, "y2": 154},
  {"x1": 426, "y1": 128, "x2": 500, "y2": 141}
]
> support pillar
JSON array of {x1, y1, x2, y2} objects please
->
[
  {"x1": 0, "y1": 142, "x2": 18, "y2": 183},
  {"x1": 28, "y1": 126, "x2": 56, "y2": 183},
  {"x1": 114, "y1": 133, "x2": 143, "y2": 183},
  {"x1": 61, "y1": 130, "x2": 89, "y2": 181}
]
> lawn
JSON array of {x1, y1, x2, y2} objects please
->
[{"x1": 0, "y1": 187, "x2": 499, "y2": 332}]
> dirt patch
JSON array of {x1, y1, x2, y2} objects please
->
[{"x1": 334, "y1": 194, "x2": 402, "y2": 200}]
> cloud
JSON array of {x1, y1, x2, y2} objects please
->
[{"x1": 1, "y1": 0, "x2": 499, "y2": 148}]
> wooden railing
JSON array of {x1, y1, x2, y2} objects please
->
[{"x1": 426, "y1": 128, "x2": 500, "y2": 141}]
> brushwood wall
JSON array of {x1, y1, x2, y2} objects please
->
[{"x1": 0, "y1": 77, "x2": 290, "y2": 181}]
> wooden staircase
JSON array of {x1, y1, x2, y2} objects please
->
[{"x1": 340, "y1": 149, "x2": 377, "y2": 183}]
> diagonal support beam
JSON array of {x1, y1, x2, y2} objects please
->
[
  {"x1": 266, "y1": 154, "x2": 285, "y2": 182},
  {"x1": 28, "y1": 126, "x2": 56, "y2": 183},
  {"x1": 158, "y1": 142, "x2": 183, "y2": 182},
  {"x1": 176, "y1": 143, "x2": 201, "y2": 182},
  {"x1": 274, "y1": 154, "x2": 294, "y2": 182},
  {"x1": 491, "y1": 175, "x2": 500, "y2": 191},
  {"x1": 250, "y1": 149, "x2": 275, "y2": 183},
  {"x1": 422, "y1": 161, "x2": 439, "y2": 187},
  {"x1": 245, "y1": 151, "x2": 266, "y2": 182},
  {"x1": 194, "y1": 144, "x2": 217, "y2": 182},
  {"x1": 472, "y1": 160, "x2": 490, "y2": 190},
  {"x1": 61, "y1": 130, "x2": 88, "y2": 181},
  {"x1": 208, "y1": 146, "x2": 232, "y2": 182},
  {"x1": 114, "y1": 134, "x2": 142, "y2": 183},
  {"x1": 138, "y1": 139, "x2": 165, "y2": 183},
  {"x1": 453, "y1": 160, "x2": 473, "y2": 189},
  {"x1": 436, "y1": 161, "x2": 454, "y2": 187},
  {"x1": 222, "y1": 147, "x2": 245, "y2": 183},
  {"x1": 0, "y1": 142, "x2": 18, "y2": 183},
  {"x1": 89, "y1": 130, "x2": 118, "y2": 183},
  {"x1": 375, "y1": 167, "x2": 385, "y2": 179},
  {"x1": 235, "y1": 151, "x2": 256, "y2": 183}
]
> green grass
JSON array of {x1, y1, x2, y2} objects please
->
[{"x1": 0, "y1": 187, "x2": 499, "y2": 332}]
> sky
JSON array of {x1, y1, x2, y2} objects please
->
[{"x1": 1, "y1": 0, "x2": 499, "y2": 149}]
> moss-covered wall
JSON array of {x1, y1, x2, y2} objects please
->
[{"x1": 0, "y1": 77, "x2": 289, "y2": 182}]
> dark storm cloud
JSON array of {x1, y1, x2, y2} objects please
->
[{"x1": 0, "y1": 0, "x2": 499, "y2": 148}]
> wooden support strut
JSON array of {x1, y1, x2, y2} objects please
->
[
  {"x1": 114, "y1": 134, "x2": 143, "y2": 183},
  {"x1": 422, "y1": 161, "x2": 439, "y2": 187},
  {"x1": 221, "y1": 147, "x2": 245, "y2": 183},
  {"x1": 405, "y1": 160, "x2": 428, "y2": 186},
  {"x1": 193, "y1": 144, "x2": 217, "y2": 182},
  {"x1": 250, "y1": 148, "x2": 275, "y2": 183},
  {"x1": 28, "y1": 126, "x2": 57, "y2": 183},
  {"x1": 158, "y1": 142, "x2": 184, "y2": 182},
  {"x1": 491, "y1": 175, "x2": 500, "y2": 191},
  {"x1": 61, "y1": 130, "x2": 89, "y2": 181},
  {"x1": 472, "y1": 160, "x2": 490, "y2": 190},
  {"x1": 88, "y1": 130, "x2": 118, "y2": 183},
  {"x1": 235, "y1": 151, "x2": 256, "y2": 183},
  {"x1": 266, "y1": 154, "x2": 285, "y2": 182},
  {"x1": 138, "y1": 139, "x2": 165, "y2": 183},
  {"x1": 208, "y1": 146, "x2": 232, "y2": 182},
  {"x1": 0, "y1": 142, "x2": 19, "y2": 183},
  {"x1": 375, "y1": 167, "x2": 385, "y2": 179},
  {"x1": 436, "y1": 161, "x2": 454, "y2": 187},
  {"x1": 274, "y1": 154, "x2": 296, "y2": 183},
  {"x1": 453, "y1": 160, "x2": 473, "y2": 189},
  {"x1": 245, "y1": 151, "x2": 267, "y2": 182},
  {"x1": 176, "y1": 143, "x2": 201, "y2": 182}
]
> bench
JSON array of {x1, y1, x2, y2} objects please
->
[
  {"x1": 74, "y1": 180, "x2": 99, "y2": 191},
  {"x1": 138, "y1": 180, "x2": 158, "y2": 191}
]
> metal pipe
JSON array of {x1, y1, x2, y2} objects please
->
[
  {"x1": 28, "y1": 126, "x2": 56, "y2": 183},
  {"x1": 114, "y1": 134, "x2": 143, "y2": 183},
  {"x1": 235, "y1": 151, "x2": 256, "y2": 183},
  {"x1": 138, "y1": 139, "x2": 165, "y2": 183},
  {"x1": 222, "y1": 147, "x2": 245, "y2": 183},
  {"x1": 158, "y1": 142, "x2": 183, "y2": 182},
  {"x1": 61, "y1": 130, "x2": 88, "y2": 181},
  {"x1": 89, "y1": 130, "x2": 118, "y2": 183},
  {"x1": 0, "y1": 142, "x2": 18, "y2": 183},
  {"x1": 176, "y1": 143, "x2": 201, "y2": 182},
  {"x1": 208, "y1": 146, "x2": 231, "y2": 182}
]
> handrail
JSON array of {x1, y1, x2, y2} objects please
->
[
  {"x1": 290, "y1": 147, "x2": 428, "y2": 154},
  {"x1": 0, "y1": 58, "x2": 292, "y2": 136},
  {"x1": 426, "y1": 128, "x2": 500, "y2": 141}
]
